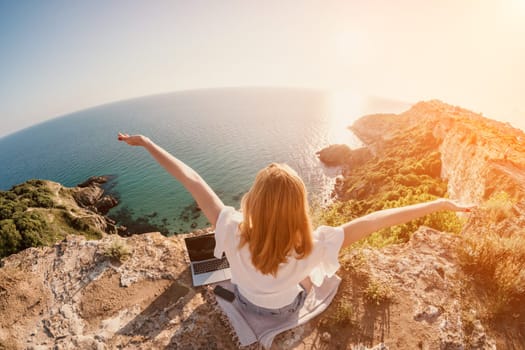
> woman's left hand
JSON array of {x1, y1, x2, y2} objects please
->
[{"x1": 439, "y1": 198, "x2": 476, "y2": 212}]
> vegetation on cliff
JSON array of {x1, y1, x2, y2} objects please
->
[
  {"x1": 316, "y1": 100, "x2": 525, "y2": 345},
  {"x1": 457, "y1": 191, "x2": 525, "y2": 321},
  {"x1": 315, "y1": 121, "x2": 463, "y2": 247},
  {"x1": 0, "y1": 179, "x2": 110, "y2": 258},
  {"x1": 0, "y1": 180, "x2": 56, "y2": 257}
]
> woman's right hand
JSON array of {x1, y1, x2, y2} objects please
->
[{"x1": 118, "y1": 133, "x2": 150, "y2": 147}]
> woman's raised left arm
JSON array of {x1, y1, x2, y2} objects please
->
[{"x1": 118, "y1": 133, "x2": 224, "y2": 226}]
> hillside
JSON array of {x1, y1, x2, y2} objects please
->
[
  {"x1": 318, "y1": 100, "x2": 525, "y2": 348},
  {"x1": 0, "y1": 176, "x2": 121, "y2": 259},
  {"x1": 1, "y1": 100, "x2": 525, "y2": 349}
]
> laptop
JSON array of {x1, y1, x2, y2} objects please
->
[{"x1": 184, "y1": 233, "x2": 232, "y2": 286}]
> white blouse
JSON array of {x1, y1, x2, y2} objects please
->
[{"x1": 214, "y1": 206, "x2": 344, "y2": 309}]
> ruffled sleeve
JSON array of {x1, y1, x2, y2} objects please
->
[
  {"x1": 214, "y1": 206, "x2": 241, "y2": 258},
  {"x1": 309, "y1": 225, "x2": 345, "y2": 287}
]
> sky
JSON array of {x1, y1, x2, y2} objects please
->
[{"x1": 1, "y1": 0, "x2": 524, "y2": 138}]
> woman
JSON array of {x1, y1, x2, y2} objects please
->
[{"x1": 118, "y1": 133, "x2": 471, "y2": 312}]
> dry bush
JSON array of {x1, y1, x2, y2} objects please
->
[
  {"x1": 481, "y1": 191, "x2": 515, "y2": 224},
  {"x1": 457, "y1": 230, "x2": 525, "y2": 318},
  {"x1": 363, "y1": 278, "x2": 393, "y2": 306},
  {"x1": 331, "y1": 300, "x2": 356, "y2": 325},
  {"x1": 103, "y1": 236, "x2": 131, "y2": 262}
]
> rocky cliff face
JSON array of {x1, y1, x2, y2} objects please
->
[
  {"x1": 0, "y1": 231, "x2": 216, "y2": 349},
  {"x1": 351, "y1": 100, "x2": 525, "y2": 231},
  {"x1": 353, "y1": 100, "x2": 525, "y2": 200},
  {"x1": 1, "y1": 100, "x2": 524, "y2": 349},
  {"x1": 0, "y1": 227, "x2": 502, "y2": 350}
]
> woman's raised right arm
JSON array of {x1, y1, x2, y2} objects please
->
[{"x1": 118, "y1": 133, "x2": 224, "y2": 226}]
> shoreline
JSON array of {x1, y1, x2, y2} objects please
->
[{"x1": 106, "y1": 154, "x2": 344, "y2": 236}]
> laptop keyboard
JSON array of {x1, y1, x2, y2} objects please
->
[{"x1": 193, "y1": 257, "x2": 230, "y2": 275}]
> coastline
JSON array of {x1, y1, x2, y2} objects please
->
[
  {"x1": 3, "y1": 99, "x2": 525, "y2": 348},
  {"x1": 108, "y1": 153, "x2": 344, "y2": 235}
]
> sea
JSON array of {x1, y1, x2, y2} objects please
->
[{"x1": 0, "y1": 87, "x2": 409, "y2": 234}]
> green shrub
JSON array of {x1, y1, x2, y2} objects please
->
[
  {"x1": 316, "y1": 191, "x2": 464, "y2": 248},
  {"x1": 26, "y1": 179, "x2": 47, "y2": 187},
  {"x1": 14, "y1": 211, "x2": 46, "y2": 231},
  {"x1": 10, "y1": 181, "x2": 54, "y2": 208},
  {"x1": 14, "y1": 211, "x2": 47, "y2": 248},
  {"x1": 0, "y1": 219, "x2": 22, "y2": 258},
  {"x1": 0, "y1": 200, "x2": 27, "y2": 220},
  {"x1": 21, "y1": 229, "x2": 46, "y2": 248},
  {"x1": 0, "y1": 191, "x2": 17, "y2": 201},
  {"x1": 19, "y1": 190, "x2": 54, "y2": 208},
  {"x1": 0, "y1": 211, "x2": 50, "y2": 258}
]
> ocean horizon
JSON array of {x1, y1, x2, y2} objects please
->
[{"x1": 0, "y1": 87, "x2": 410, "y2": 234}]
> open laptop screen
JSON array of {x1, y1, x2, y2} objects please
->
[{"x1": 184, "y1": 233, "x2": 217, "y2": 262}]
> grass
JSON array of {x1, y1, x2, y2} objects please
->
[
  {"x1": 480, "y1": 191, "x2": 515, "y2": 224},
  {"x1": 331, "y1": 300, "x2": 356, "y2": 325},
  {"x1": 340, "y1": 249, "x2": 367, "y2": 273},
  {"x1": 363, "y1": 278, "x2": 393, "y2": 306},
  {"x1": 60, "y1": 211, "x2": 103, "y2": 239},
  {"x1": 457, "y1": 231, "x2": 525, "y2": 319},
  {"x1": 457, "y1": 191, "x2": 525, "y2": 319},
  {"x1": 103, "y1": 236, "x2": 131, "y2": 262}
]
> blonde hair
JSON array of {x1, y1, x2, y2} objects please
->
[{"x1": 239, "y1": 163, "x2": 313, "y2": 276}]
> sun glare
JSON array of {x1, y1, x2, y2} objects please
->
[
  {"x1": 326, "y1": 90, "x2": 366, "y2": 147},
  {"x1": 334, "y1": 30, "x2": 366, "y2": 64}
]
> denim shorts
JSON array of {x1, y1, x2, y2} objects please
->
[{"x1": 233, "y1": 284, "x2": 307, "y2": 317}]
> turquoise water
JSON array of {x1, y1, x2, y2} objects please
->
[{"x1": 0, "y1": 88, "x2": 404, "y2": 234}]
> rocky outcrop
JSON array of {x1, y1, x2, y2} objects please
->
[
  {"x1": 332, "y1": 227, "x2": 497, "y2": 350},
  {"x1": 317, "y1": 144, "x2": 353, "y2": 166},
  {"x1": 0, "y1": 226, "x2": 500, "y2": 349},
  {"x1": 72, "y1": 184, "x2": 104, "y2": 207},
  {"x1": 77, "y1": 176, "x2": 112, "y2": 188},
  {"x1": 349, "y1": 100, "x2": 525, "y2": 234},
  {"x1": 351, "y1": 100, "x2": 525, "y2": 204},
  {"x1": 0, "y1": 232, "x2": 205, "y2": 349},
  {"x1": 72, "y1": 175, "x2": 119, "y2": 215},
  {"x1": 0, "y1": 230, "x2": 278, "y2": 349},
  {"x1": 60, "y1": 177, "x2": 121, "y2": 235},
  {"x1": 317, "y1": 144, "x2": 372, "y2": 169}
]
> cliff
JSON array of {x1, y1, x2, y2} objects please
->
[
  {"x1": 351, "y1": 100, "x2": 525, "y2": 204},
  {"x1": 349, "y1": 100, "x2": 525, "y2": 234},
  {"x1": 0, "y1": 227, "x2": 504, "y2": 349},
  {"x1": 1, "y1": 100, "x2": 524, "y2": 349},
  {"x1": 0, "y1": 177, "x2": 121, "y2": 259}
]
